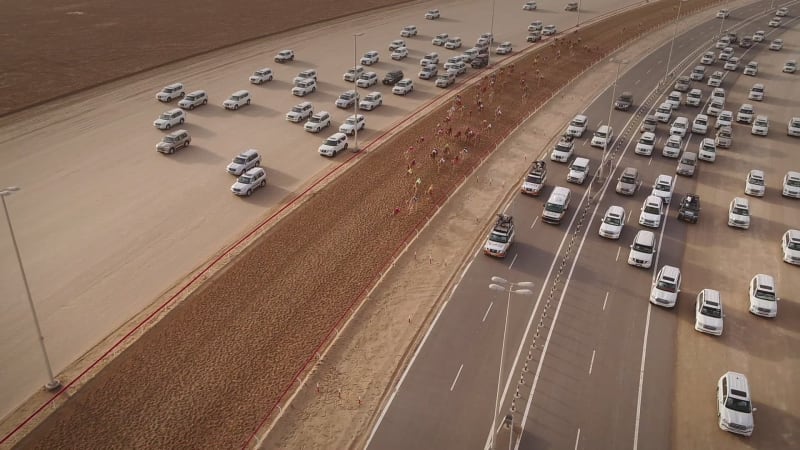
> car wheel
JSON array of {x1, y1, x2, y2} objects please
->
[
  {"x1": 185, "y1": 139, "x2": 191, "y2": 147},
  {"x1": 166, "y1": 123, "x2": 172, "y2": 129},
  {"x1": 189, "y1": 104, "x2": 195, "y2": 110},
  {"x1": 179, "y1": 118, "x2": 184, "y2": 124},
  {"x1": 203, "y1": 99, "x2": 208, "y2": 105},
  {"x1": 344, "y1": 143, "x2": 348, "y2": 151},
  {"x1": 312, "y1": 87, "x2": 316, "y2": 92},
  {"x1": 180, "y1": 92, "x2": 185, "y2": 98},
  {"x1": 169, "y1": 148, "x2": 175, "y2": 154},
  {"x1": 246, "y1": 189, "x2": 253, "y2": 197},
  {"x1": 234, "y1": 104, "x2": 239, "y2": 110},
  {"x1": 260, "y1": 180, "x2": 266, "y2": 187},
  {"x1": 247, "y1": 99, "x2": 251, "y2": 105}
]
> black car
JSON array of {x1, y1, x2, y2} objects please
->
[
  {"x1": 677, "y1": 193, "x2": 701, "y2": 223},
  {"x1": 471, "y1": 54, "x2": 489, "y2": 69},
  {"x1": 382, "y1": 70, "x2": 404, "y2": 85}
]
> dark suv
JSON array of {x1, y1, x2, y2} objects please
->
[
  {"x1": 677, "y1": 193, "x2": 701, "y2": 223},
  {"x1": 471, "y1": 54, "x2": 489, "y2": 68},
  {"x1": 382, "y1": 70, "x2": 404, "y2": 85},
  {"x1": 614, "y1": 91, "x2": 633, "y2": 111}
]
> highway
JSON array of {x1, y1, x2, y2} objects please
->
[
  {"x1": 0, "y1": 0, "x2": 644, "y2": 419},
  {"x1": 366, "y1": 2, "x2": 800, "y2": 449}
]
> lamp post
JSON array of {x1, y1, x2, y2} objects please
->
[
  {"x1": 718, "y1": 0, "x2": 729, "y2": 37},
  {"x1": 1, "y1": 187, "x2": 61, "y2": 392},
  {"x1": 665, "y1": 0, "x2": 688, "y2": 80},
  {"x1": 490, "y1": 0, "x2": 497, "y2": 39},
  {"x1": 488, "y1": 276, "x2": 534, "y2": 449},
  {"x1": 598, "y1": 58, "x2": 627, "y2": 184},
  {"x1": 577, "y1": 0, "x2": 583, "y2": 28},
  {"x1": 352, "y1": 32, "x2": 364, "y2": 152}
]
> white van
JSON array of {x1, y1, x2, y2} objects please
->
[
  {"x1": 628, "y1": 230, "x2": 656, "y2": 268},
  {"x1": 650, "y1": 265, "x2": 681, "y2": 307},
  {"x1": 542, "y1": 186, "x2": 571, "y2": 224}
]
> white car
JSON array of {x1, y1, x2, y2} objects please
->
[
  {"x1": 650, "y1": 265, "x2": 681, "y2": 307},
  {"x1": 715, "y1": 38, "x2": 730, "y2": 49},
  {"x1": 768, "y1": 17, "x2": 781, "y2": 27},
  {"x1": 448, "y1": 61, "x2": 467, "y2": 76},
  {"x1": 711, "y1": 87, "x2": 726, "y2": 102},
  {"x1": 695, "y1": 289, "x2": 723, "y2": 335},
  {"x1": 291, "y1": 79, "x2": 317, "y2": 97},
  {"x1": 748, "y1": 274, "x2": 778, "y2": 317},
  {"x1": 286, "y1": 101, "x2": 314, "y2": 123},
  {"x1": 737, "y1": 104, "x2": 755, "y2": 124},
  {"x1": 435, "y1": 73, "x2": 456, "y2": 88},
  {"x1": 156, "y1": 129, "x2": 191, "y2": 154},
  {"x1": 550, "y1": 136, "x2": 574, "y2": 162},
  {"x1": 391, "y1": 47, "x2": 409, "y2": 60},
  {"x1": 692, "y1": 114, "x2": 709, "y2": 134},
  {"x1": 389, "y1": 39, "x2": 406, "y2": 51},
  {"x1": 781, "y1": 229, "x2": 800, "y2": 264},
  {"x1": 707, "y1": 71, "x2": 723, "y2": 87},
  {"x1": 318, "y1": 132, "x2": 349, "y2": 157},
  {"x1": 635, "y1": 132, "x2": 656, "y2": 155},
  {"x1": 223, "y1": 90, "x2": 252, "y2": 110},
  {"x1": 420, "y1": 52, "x2": 440, "y2": 66},
  {"x1": 356, "y1": 72, "x2": 378, "y2": 88},
  {"x1": 698, "y1": 137, "x2": 717, "y2": 162},
  {"x1": 156, "y1": 83, "x2": 185, "y2": 102},
  {"x1": 432, "y1": 33, "x2": 449, "y2": 46},
  {"x1": 528, "y1": 20, "x2": 543, "y2": 32},
  {"x1": 690, "y1": 66, "x2": 705, "y2": 81},
  {"x1": 401, "y1": 25, "x2": 418, "y2": 37},
  {"x1": 728, "y1": 197, "x2": 750, "y2": 229},
  {"x1": 443, "y1": 56, "x2": 465, "y2": 70},
  {"x1": 339, "y1": 114, "x2": 366, "y2": 136},
  {"x1": 153, "y1": 108, "x2": 186, "y2": 130},
  {"x1": 359, "y1": 92, "x2": 383, "y2": 110},
  {"x1": 718, "y1": 47, "x2": 733, "y2": 61},
  {"x1": 304, "y1": 111, "x2": 331, "y2": 133},
  {"x1": 542, "y1": 25, "x2": 557, "y2": 36},
  {"x1": 666, "y1": 91, "x2": 682, "y2": 110},
  {"x1": 744, "y1": 169, "x2": 765, "y2": 197},
  {"x1": 230, "y1": 167, "x2": 267, "y2": 197},
  {"x1": 700, "y1": 52, "x2": 715, "y2": 64},
  {"x1": 751, "y1": 115, "x2": 769, "y2": 136},
  {"x1": 717, "y1": 372, "x2": 755, "y2": 436},
  {"x1": 566, "y1": 114, "x2": 588, "y2": 137},
  {"x1": 716, "y1": 9, "x2": 730, "y2": 18},
  {"x1": 670, "y1": 116, "x2": 688, "y2": 137},
  {"x1": 715, "y1": 110, "x2": 733, "y2": 129},
  {"x1": 748, "y1": 83, "x2": 765, "y2": 101},
  {"x1": 360, "y1": 51, "x2": 380, "y2": 66},
  {"x1": 445, "y1": 37, "x2": 463, "y2": 49},
  {"x1": 639, "y1": 195, "x2": 664, "y2": 228},
  {"x1": 343, "y1": 66, "x2": 365, "y2": 82},
  {"x1": 495, "y1": 42, "x2": 513, "y2": 54},
  {"x1": 769, "y1": 38, "x2": 783, "y2": 50},
  {"x1": 776, "y1": 6, "x2": 788, "y2": 16},
  {"x1": 226, "y1": 149, "x2": 261, "y2": 175},
  {"x1": 425, "y1": 9, "x2": 441, "y2": 19},
  {"x1": 789, "y1": 117, "x2": 800, "y2": 137},
  {"x1": 723, "y1": 57, "x2": 739, "y2": 71},
  {"x1": 293, "y1": 69, "x2": 318, "y2": 84},
  {"x1": 590, "y1": 125, "x2": 613, "y2": 148},
  {"x1": 662, "y1": 135, "x2": 683, "y2": 159},
  {"x1": 335, "y1": 90, "x2": 359, "y2": 108},
  {"x1": 598, "y1": 205, "x2": 625, "y2": 239},
  {"x1": 523, "y1": 1, "x2": 538, "y2": 10},
  {"x1": 274, "y1": 49, "x2": 295, "y2": 63},
  {"x1": 743, "y1": 61, "x2": 758, "y2": 76},
  {"x1": 178, "y1": 90, "x2": 208, "y2": 110},
  {"x1": 249, "y1": 68, "x2": 273, "y2": 84},
  {"x1": 782, "y1": 172, "x2": 800, "y2": 198},
  {"x1": 566, "y1": 157, "x2": 590, "y2": 184},
  {"x1": 651, "y1": 174, "x2": 674, "y2": 204},
  {"x1": 392, "y1": 79, "x2": 415, "y2": 95},
  {"x1": 685, "y1": 89, "x2": 702, "y2": 107},
  {"x1": 419, "y1": 65, "x2": 439, "y2": 80},
  {"x1": 784, "y1": 60, "x2": 797, "y2": 73},
  {"x1": 655, "y1": 102, "x2": 673, "y2": 123},
  {"x1": 706, "y1": 99, "x2": 724, "y2": 117}
]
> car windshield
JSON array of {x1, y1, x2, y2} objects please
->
[
  {"x1": 237, "y1": 175, "x2": 253, "y2": 184},
  {"x1": 633, "y1": 243, "x2": 653, "y2": 253},
  {"x1": 186, "y1": 95, "x2": 197, "y2": 101},
  {"x1": 324, "y1": 139, "x2": 339, "y2": 146},
  {"x1": 787, "y1": 179, "x2": 800, "y2": 187},
  {"x1": 787, "y1": 241, "x2": 800, "y2": 250},
  {"x1": 748, "y1": 176, "x2": 764, "y2": 186},
  {"x1": 681, "y1": 157, "x2": 695, "y2": 166},
  {"x1": 310, "y1": 117, "x2": 320, "y2": 123},
  {"x1": 640, "y1": 136, "x2": 654, "y2": 145},
  {"x1": 732, "y1": 206, "x2": 749, "y2": 216},
  {"x1": 755, "y1": 289, "x2": 775, "y2": 301},
  {"x1": 703, "y1": 144, "x2": 715, "y2": 151},
  {"x1": 571, "y1": 165, "x2": 586, "y2": 172},
  {"x1": 159, "y1": 114, "x2": 171, "y2": 120},
  {"x1": 163, "y1": 136, "x2": 177, "y2": 143},
  {"x1": 644, "y1": 204, "x2": 660, "y2": 214},
  {"x1": 604, "y1": 215, "x2": 622, "y2": 226},
  {"x1": 755, "y1": 119, "x2": 767, "y2": 126},
  {"x1": 555, "y1": 143, "x2": 572, "y2": 152},
  {"x1": 656, "y1": 279, "x2": 677, "y2": 292},
  {"x1": 292, "y1": 106, "x2": 303, "y2": 113},
  {"x1": 725, "y1": 397, "x2": 752, "y2": 413},
  {"x1": 655, "y1": 183, "x2": 670, "y2": 191},
  {"x1": 233, "y1": 157, "x2": 246, "y2": 164},
  {"x1": 489, "y1": 232, "x2": 509, "y2": 243},
  {"x1": 545, "y1": 203, "x2": 564, "y2": 213},
  {"x1": 700, "y1": 305, "x2": 722, "y2": 318},
  {"x1": 570, "y1": 119, "x2": 584, "y2": 127},
  {"x1": 345, "y1": 118, "x2": 357, "y2": 125},
  {"x1": 595, "y1": 131, "x2": 607, "y2": 138},
  {"x1": 525, "y1": 174, "x2": 543, "y2": 184},
  {"x1": 621, "y1": 175, "x2": 635, "y2": 184}
]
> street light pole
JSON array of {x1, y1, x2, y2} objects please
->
[
  {"x1": 488, "y1": 276, "x2": 534, "y2": 449},
  {"x1": 599, "y1": 58, "x2": 627, "y2": 184},
  {"x1": 718, "y1": 0, "x2": 729, "y2": 37},
  {"x1": 353, "y1": 32, "x2": 364, "y2": 152},
  {"x1": 665, "y1": 0, "x2": 688, "y2": 80},
  {"x1": 1, "y1": 187, "x2": 61, "y2": 391},
  {"x1": 490, "y1": 0, "x2": 496, "y2": 39},
  {"x1": 577, "y1": 0, "x2": 583, "y2": 28}
]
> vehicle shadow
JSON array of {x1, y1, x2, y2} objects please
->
[
  {"x1": 258, "y1": 79, "x2": 293, "y2": 92},
  {"x1": 182, "y1": 123, "x2": 215, "y2": 138},
  {"x1": 238, "y1": 180, "x2": 292, "y2": 207},
  {"x1": 746, "y1": 401, "x2": 800, "y2": 450},
  {"x1": 234, "y1": 103, "x2": 278, "y2": 118},
  {"x1": 166, "y1": 144, "x2": 226, "y2": 166},
  {"x1": 186, "y1": 104, "x2": 229, "y2": 118}
]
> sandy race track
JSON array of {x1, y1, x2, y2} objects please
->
[{"x1": 2, "y1": 0, "x2": 724, "y2": 448}]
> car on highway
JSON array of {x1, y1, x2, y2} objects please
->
[
  {"x1": 614, "y1": 91, "x2": 634, "y2": 111},
  {"x1": 156, "y1": 82, "x2": 185, "y2": 102},
  {"x1": 739, "y1": 36, "x2": 753, "y2": 48},
  {"x1": 420, "y1": 52, "x2": 440, "y2": 66},
  {"x1": 335, "y1": 90, "x2": 359, "y2": 108},
  {"x1": 389, "y1": 39, "x2": 406, "y2": 51},
  {"x1": 153, "y1": 108, "x2": 186, "y2": 130},
  {"x1": 178, "y1": 90, "x2": 208, "y2": 110},
  {"x1": 565, "y1": 2, "x2": 578, "y2": 11},
  {"x1": 383, "y1": 70, "x2": 404, "y2": 85},
  {"x1": 674, "y1": 76, "x2": 691, "y2": 92},
  {"x1": 748, "y1": 83, "x2": 765, "y2": 101},
  {"x1": 432, "y1": 33, "x2": 449, "y2": 46},
  {"x1": 496, "y1": 42, "x2": 513, "y2": 55},
  {"x1": 542, "y1": 25, "x2": 557, "y2": 35},
  {"x1": 676, "y1": 152, "x2": 698, "y2": 177},
  {"x1": 529, "y1": 20, "x2": 543, "y2": 32},
  {"x1": 685, "y1": 88, "x2": 702, "y2": 107},
  {"x1": 655, "y1": 102, "x2": 673, "y2": 122},
  {"x1": 616, "y1": 167, "x2": 639, "y2": 195},
  {"x1": 788, "y1": 117, "x2": 800, "y2": 136},
  {"x1": 700, "y1": 51, "x2": 715, "y2": 65},
  {"x1": 715, "y1": 110, "x2": 733, "y2": 129},
  {"x1": 392, "y1": 79, "x2": 415, "y2": 95},
  {"x1": 590, "y1": 124, "x2": 613, "y2": 148},
  {"x1": 318, "y1": 132, "x2": 349, "y2": 157},
  {"x1": 716, "y1": 9, "x2": 730, "y2": 18},
  {"x1": 723, "y1": 57, "x2": 739, "y2": 71},
  {"x1": 274, "y1": 49, "x2": 295, "y2": 63},
  {"x1": 698, "y1": 137, "x2": 717, "y2": 162},
  {"x1": 716, "y1": 126, "x2": 732, "y2": 149},
  {"x1": 447, "y1": 61, "x2": 467, "y2": 76},
  {"x1": 692, "y1": 114, "x2": 709, "y2": 134},
  {"x1": 471, "y1": 54, "x2": 489, "y2": 69},
  {"x1": 338, "y1": 114, "x2": 365, "y2": 136},
  {"x1": 641, "y1": 114, "x2": 658, "y2": 132},
  {"x1": 249, "y1": 68, "x2": 274, "y2": 84},
  {"x1": 737, "y1": 104, "x2": 754, "y2": 124},
  {"x1": 567, "y1": 157, "x2": 590, "y2": 184},
  {"x1": 706, "y1": 98, "x2": 724, "y2": 117},
  {"x1": 695, "y1": 289, "x2": 723, "y2": 335},
  {"x1": 566, "y1": 114, "x2": 588, "y2": 137},
  {"x1": 785, "y1": 60, "x2": 798, "y2": 73},
  {"x1": 670, "y1": 116, "x2": 688, "y2": 137},
  {"x1": 769, "y1": 39, "x2": 783, "y2": 50},
  {"x1": 715, "y1": 37, "x2": 730, "y2": 49},
  {"x1": 526, "y1": 32, "x2": 542, "y2": 43},
  {"x1": 751, "y1": 115, "x2": 769, "y2": 136},
  {"x1": 444, "y1": 55, "x2": 464, "y2": 69},
  {"x1": 650, "y1": 265, "x2": 681, "y2": 308},
  {"x1": 782, "y1": 171, "x2": 800, "y2": 198},
  {"x1": 717, "y1": 371, "x2": 755, "y2": 436},
  {"x1": 523, "y1": 1, "x2": 538, "y2": 10},
  {"x1": 718, "y1": 47, "x2": 733, "y2": 61},
  {"x1": 550, "y1": 136, "x2": 575, "y2": 162},
  {"x1": 542, "y1": 187, "x2": 571, "y2": 224},
  {"x1": 727, "y1": 197, "x2": 751, "y2": 229},
  {"x1": 286, "y1": 101, "x2": 314, "y2": 123},
  {"x1": 435, "y1": 72, "x2": 456, "y2": 88},
  {"x1": 156, "y1": 129, "x2": 191, "y2": 154},
  {"x1": 666, "y1": 91, "x2": 682, "y2": 110},
  {"x1": 744, "y1": 169, "x2": 766, "y2": 197},
  {"x1": 598, "y1": 205, "x2": 625, "y2": 239},
  {"x1": 662, "y1": 135, "x2": 683, "y2": 159},
  {"x1": 753, "y1": 30, "x2": 765, "y2": 42},
  {"x1": 776, "y1": 6, "x2": 788, "y2": 16},
  {"x1": 445, "y1": 37, "x2": 463, "y2": 49},
  {"x1": 483, "y1": 214, "x2": 515, "y2": 257},
  {"x1": 391, "y1": 46, "x2": 409, "y2": 60},
  {"x1": 743, "y1": 61, "x2": 758, "y2": 76},
  {"x1": 293, "y1": 69, "x2": 317, "y2": 85},
  {"x1": 400, "y1": 25, "x2": 418, "y2": 37},
  {"x1": 521, "y1": 160, "x2": 547, "y2": 196},
  {"x1": 356, "y1": 72, "x2": 379, "y2": 88},
  {"x1": 768, "y1": 17, "x2": 781, "y2": 27},
  {"x1": 628, "y1": 230, "x2": 656, "y2": 268},
  {"x1": 359, "y1": 92, "x2": 384, "y2": 110},
  {"x1": 425, "y1": 8, "x2": 441, "y2": 19},
  {"x1": 231, "y1": 167, "x2": 267, "y2": 196},
  {"x1": 635, "y1": 132, "x2": 656, "y2": 155},
  {"x1": 651, "y1": 174, "x2": 674, "y2": 204},
  {"x1": 419, "y1": 65, "x2": 439, "y2": 80},
  {"x1": 707, "y1": 71, "x2": 723, "y2": 87},
  {"x1": 690, "y1": 66, "x2": 705, "y2": 81},
  {"x1": 748, "y1": 274, "x2": 778, "y2": 317},
  {"x1": 360, "y1": 51, "x2": 380, "y2": 66},
  {"x1": 677, "y1": 193, "x2": 701, "y2": 223},
  {"x1": 781, "y1": 229, "x2": 800, "y2": 264},
  {"x1": 226, "y1": 149, "x2": 261, "y2": 176},
  {"x1": 343, "y1": 66, "x2": 365, "y2": 82},
  {"x1": 303, "y1": 111, "x2": 331, "y2": 133},
  {"x1": 291, "y1": 79, "x2": 316, "y2": 97},
  {"x1": 639, "y1": 195, "x2": 664, "y2": 228}
]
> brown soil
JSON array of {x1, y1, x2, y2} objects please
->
[{"x1": 4, "y1": 0, "x2": 721, "y2": 449}]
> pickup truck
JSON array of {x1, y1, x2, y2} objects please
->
[{"x1": 677, "y1": 193, "x2": 701, "y2": 223}]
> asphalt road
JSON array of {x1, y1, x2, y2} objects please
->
[
  {"x1": 0, "y1": 0, "x2": 643, "y2": 423},
  {"x1": 366, "y1": 2, "x2": 799, "y2": 449}
]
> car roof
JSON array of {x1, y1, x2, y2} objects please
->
[
  {"x1": 748, "y1": 169, "x2": 764, "y2": 178},
  {"x1": 330, "y1": 132, "x2": 347, "y2": 139},
  {"x1": 700, "y1": 288, "x2": 721, "y2": 304},
  {"x1": 313, "y1": 110, "x2": 330, "y2": 117},
  {"x1": 187, "y1": 90, "x2": 206, "y2": 96},
  {"x1": 732, "y1": 196, "x2": 749, "y2": 207},
  {"x1": 723, "y1": 371, "x2": 751, "y2": 397},
  {"x1": 645, "y1": 195, "x2": 662, "y2": 204},
  {"x1": 244, "y1": 167, "x2": 265, "y2": 176},
  {"x1": 785, "y1": 229, "x2": 800, "y2": 240},
  {"x1": 232, "y1": 90, "x2": 249, "y2": 95},
  {"x1": 607, "y1": 205, "x2": 625, "y2": 215},
  {"x1": 622, "y1": 167, "x2": 638, "y2": 176},
  {"x1": 656, "y1": 174, "x2": 673, "y2": 183},
  {"x1": 168, "y1": 129, "x2": 188, "y2": 136},
  {"x1": 658, "y1": 265, "x2": 681, "y2": 278},
  {"x1": 166, "y1": 108, "x2": 182, "y2": 114}
]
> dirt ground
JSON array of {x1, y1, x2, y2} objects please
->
[{"x1": 2, "y1": 0, "x2": 722, "y2": 449}]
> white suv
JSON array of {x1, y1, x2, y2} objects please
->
[
  {"x1": 636, "y1": 132, "x2": 656, "y2": 156},
  {"x1": 249, "y1": 68, "x2": 274, "y2": 84},
  {"x1": 153, "y1": 108, "x2": 186, "y2": 130},
  {"x1": 590, "y1": 125, "x2": 613, "y2": 148},
  {"x1": 286, "y1": 102, "x2": 314, "y2": 123},
  {"x1": 695, "y1": 289, "x2": 723, "y2": 335},
  {"x1": 339, "y1": 114, "x2": 366, "y2": 136},
  {"x1": 226, "y1": 149, "x2": 262, "y2": 176},
  {"x1": 566, "y1": 114, "x2": 588, "y2": 137},
  {"x1": 781, "y1": 229, "x2": 800, "y2": 264},
  {"x1": 727, "y1": 197, "x2": 750, "y2": 229},
  {"x1": 744, "y1": 169, "x2": 765, "y2": 197},
  {"x1": 748, "y1": 274, "x2": 778, "y2": 317},
  {"x1": 156, "y1": 83, "x2": 185, "y2": 102},
  {"x1": 638, "y1": 195, "x2": 663, "y2": 228},
  {"x1": 178, "y1": 90, "x2": 208, "y2": 110},
  {"x1": 717, "y1": 372, "x2": 755, "y2": 436},
  {"x1": 304, "y1": 111, "x2": 331, "y2": 133},
  {"x1": 231, "y1": 168, "x2": 267, "y2": 196},
  {"x1": 650, "y1": 265, "x2": 681, "y2": 307},
  {"x1": 751, "y1": 115, "x2": 769, "y2": 136},
  {"x1": 292, "y1": 79, "x2": 317, "y2": 97},
  {"x1": 223, "y1": 90, "x2": 251, "y2": 110},
  {"x1": 651, "y1": 174, "x2": 674, "y2": 204}
]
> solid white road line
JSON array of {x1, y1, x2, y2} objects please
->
[
  {"x1": 483, "y1": 302, "x2": 494, "y2": 322},
  {"x1": 627, "y1": 210, "x2": 632, "y2": 224},
  {"x1": 615, "y1": 247, "x2": 621, "y2": 262},
  {"x1": 530, "y1": 216, "x2": 539, "y2": 229},
  {"x1": 589, "y1": 350, "x2": 596, "y2": 375},
  {"x1": 602, "y1": 292, "x2": 609, "y2": 311},
  {"x1": 575, "y1": 428, "x2": 581, "y2": 450},
  {"x1": 451, "y1": 364, "x2": 464, "y2": 392}
]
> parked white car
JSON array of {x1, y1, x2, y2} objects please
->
[
  {"x1": 286, "y1": 101, "x2": 314, "y2": 123},
  {"x1": 744, "y1": 169, "x2": 766, "y2": 197},
  {"x1": 692, "y1": 114, "x2": 709, "y2": 134},
  {"x1": 231, "y1": 168, "x2": 267, "y2": 196},
  {"x1": 432, "y1": 33, "x2": 449, "y2": 46},
  {"x1": 153, "y1": 108, "x2": 186, "y2": 130},
  {"x1": 782, "y1": 172, "x2": 800, "y2": 198},
  {"x1": 445, "y1": 37, "x2": 463, "y2": 49},
  {"x1": 226, "y1": 149, "x2": 262, "y2": 175},
  {"x1": 156, "y1": 82, "x2": 185, "y2": 102},
  {"x1": 789, "y1": 117, "x2": 800, "y2": 136},
  {"x1": 496, "y1": 42, "x2": 513, "y2": 54},
  {"x1": 339, "y1": 114, "x2": 366, "y2": 136},
  {"x1": 304, "y1": 111, "x2": 332, "y2": 133},
  {"x1": 335, "y1": 90, "x2": 359, "y2": 108},
  {"x1": 391, "y1": 46, "x2": 409, "y2": 60},
  {"x1": 716, "y1": 371, "x2": 755, "y2": 436},
  {"x1": 293, "y1": 69, "x2": 317, "y2": 84},
  {"x1": 389, "y1": 39, "x2": 406, "y2": 51},
  {"x1": 178, "y1": 90, "x2": 208, "y2": 110},
  {"x1": 748, "y1": 273, "x2": 777, "y2": 317},
  {"x1": 781, "y1": 229, "x2": 800, "y2": 263},
  {"x1": 748, "y1": 83, "x2": 765, "y2": 101},
  {"x1": 318, "y1": 132, "x2": 349, "y2": 157},
  {"x1": 359, "y1": 92, "x2": 384, "y2": 110},
  {"x1": 392, "y1": 79, "x2": 415, "y2": 95},
  {"x1": 356, "y1": 72, "x2": 378, "y2": 88},
  {"x1": 421, "y1": 52, "x2": 440, "y2": 66},
  {"x1": 274, "y1": 49, "x2": 295, "y2": 63},
  {"x1": 292, "y1": 79, "x2": 317, "y2": 97},
  {"x1": 425, "y1": 9, "x2": 441, "y2": 19},
  {"x1": 360, "y1": 51, "x2": 380, "y2": 66},
  {"x1": 401, "y1": 25, "x2": 418, "y2": 37},
  {"x1": 542, "y1": 25, "x2": 557, "y2": 36},
  {"x1": 727, "y1": 197, "x2": 751, "y2": 229},
  {"x1": 249, "y1": 68, "x2": 273, "y2": 84},
  {"x1": 343, "y1": 66, "x2": 365, "y2": 82},
  {"x1": 737, "y1": 104, "x2": 754, "y2": 124}
]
